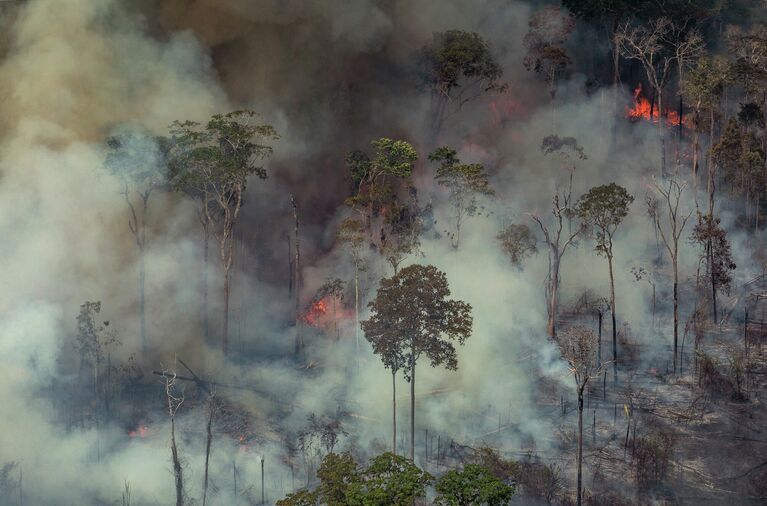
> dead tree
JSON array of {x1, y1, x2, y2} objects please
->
[
  {"x1": 557, "y1": 326, "x2": 607, "y2": 506},
  {"x1": 161, "y1": 367, "x2": 185, "y2": 506},
  {"x1": 647, "y1": 177, "x2": 693, "y2": 373},
  {"x1": 291, "y1": 194, "x2": 303, "y2": 357}
]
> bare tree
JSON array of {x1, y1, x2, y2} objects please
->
[
  {"x1": 616, "y1": 18, "x2": 703, "y2": 176},
  {"x1": 161, "y1": 367, "x2": 185, "y2": 506},
  {"x1": 557, "y1": 326, "x2": 607, "y2": 506},
  {"x1": 647, "y1": 178, "x2": 693, "y2": 373}
]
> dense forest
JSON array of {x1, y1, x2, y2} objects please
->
[{"x1": 2, "y1": 0, "x2": 767, "y2": 504}]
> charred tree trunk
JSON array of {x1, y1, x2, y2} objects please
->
[
  {"x1": 673, "y1": 275, "x2": 679, "y2": 374},
  {"x1": 292, "y1": 195, "x2": 303, "y2": 357},
  {"x1": 548, "y1": 254, "x2": 561, "y2": 337},
  {"x1": 608, "y1": 253, "x2": 617, "y2": 384},
  {"x1": 202, "y1": 398, "x2": 214, "y2": 506},
  {"x1": 577, "y1": 387, "x2": 584, "y2": 506},
  {"x1": 222, "y1": 266, "x2": 230, "y2": 355}
]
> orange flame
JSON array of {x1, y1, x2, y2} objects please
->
[
  {"x1": 304, "y1": 298, "x2": 329, "y2": 327},
  {"x1": 626, "y1": 84, "x2": 685, "y2": 127}
]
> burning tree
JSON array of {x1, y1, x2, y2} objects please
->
[
  {"x1": 105, "y1": 131, "x2": 169, "y2": 353},
  {"x1": 523, "y1": 6, "x2": 575, "y2": 105},
  {"x1": 428, "y1": 146, "x2": 495, "y2": 248},
  {"x1": 616, "y1": 17, "x2": 704, "y2": 176},
  {"x1": 305, "y1": 278, "x2": 346, "y2": 340},
  {"x1": 576, "y1": 182, "x2": 634, "y2": 383},
  {"x1": 646, "y1": 177, "x2": 693, "y2": 373},
  {"x1": 691, "y1": 214, "x2": 736, "y2": 322},
  {"x1": 169, "y1": 110, "x2": 278, "y2": 355},
  {"x1": 417, "y1": 30, "x2": 506, "y2": 135},
  {"x1": 557, "y1": 326, "x2": 606, "y2": 506},
  {"x1": 362, "y1": 264, "x2": 473, "y2": 460}
]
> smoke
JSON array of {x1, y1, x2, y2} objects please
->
[{"x1": 0, "y1": 0, "x2": 757, "y2": 504}]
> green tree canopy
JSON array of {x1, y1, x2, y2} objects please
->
[
  {"x1": 575, "y1": 183, "x2": 634, "y2": 257},
  {"x1": 346, "y1": 452, "x2": 433, "y2": 506},
  {"x1": 435, "y1": 464, "x2": 516, "y2": 506}
]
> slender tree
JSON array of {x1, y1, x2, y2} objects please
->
[
  {"x1": 428, "y1": 147, "x2": 494, "y2": 248},
  {"x1": 557, "y1": 326, "x2": 606, "y2": 506},
  {"x1": 169, "y1": 111, "x2": 277, "y2": 355},
  {"x1": 576, "y1": 183, "x2": 634, "y2": 383},
  {"x1": 647, "y1": 177, "x2": 693, "y2": 373},
  {"x1": 691, "y1": 214, "x2": 736, "y2": 322},
  {"x1": 362, "y1": 265, "x2": 473, "y2": 461},
  {"x1": 523, "y1": 6, "x2": 576, "y2": 105},
  {"x1": 105, "y1": 131, "x2": 168, "y2": 353},
  {"x1": 337, "y1": 218, "x2": 367, "y2": 368}
]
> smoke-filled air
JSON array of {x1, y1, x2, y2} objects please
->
[{"x1": 2, "y1": 0, "x2": 767, "y2": 504}]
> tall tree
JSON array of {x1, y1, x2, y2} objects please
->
[
  {"x1": 576, "y1": 183, "x2": 634, "y2": 383},
  {"x1": 428, "y1": 147, "x2": 495, "y2": 248},
  {"x1": 169, "y1": 111, "x2": 277, "y2": 355},
  {"x1": 691, "y1": 214, "x2": 736, "y2": 322},
  {"x1": 338, "y1": 218, "x2": 367, "y2": 368},
  {"x1": 529, "y1": 136, "x2": 586, "y2": 337},
  {"x1": 417, "y1": 30, "x2": 506, "y2": 135},
  {"x1": 681, "y1": 55, "x2": 730, "y2": 203},
  {"x1": 647, "y1": 177, "x2": 693, "y2": 373},
  {"x1": 523, "y1": 6, "x2": 576, "y2": 113},
  {"x1": 105, "y1": 131, "x2": 168, "y2": 353},
  {"x1": 362, "y1": 265, "x2": 473, "y2": 461},
  {"x1": 616, "y1": 18, "x2": 703, "y2": 176},
  {"x1": 557, "y1": 326, "x2": 605, "y2": 506}
]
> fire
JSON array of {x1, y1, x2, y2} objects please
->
[
  {"x1": 625, "y1": 84, "x2": 686, "y2": 127},
  {"x1": 489, "y1": 97, "x2": 526, "y2": 126},
  {"x1": 304, "y1": 297, "x2": 328, "y2": 327},
  {"x1": 128, "y1": 425, "x2": 150, "y2": 438}
]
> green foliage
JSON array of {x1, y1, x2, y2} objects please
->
[
  {"x1": 496, "y1": 223, "x2": 538, "y2": 269},
  {"x1": 713, "y1": 118, "x2": 766, "y2": 199},
  {"x1": 429, "y1": 147, "x2": 494, "y2": 247},
  {"x1": 470, "y1": 447, "x2": 520, "y2": 483},
  {"x1": 417, "y1": 30, "x2": 505, "y2": 104},
  {"x1": 362, "y1": 264, "x2": 473, "y2": 378},
  {"x1": 346, "y1": 452, "x2": 433, "y2": 506},
  {"x1": 168, "y1": 110, "x2": 277, "y2": 199},
  {"x1": 435, "y1": 464, "x2": 515, "y2": 505},
  {"x1": 276, "y1": 489, "x2": 318, "y2": 506},
  {"x1": 691, "y1": 214, "x2": 736, "y2": 295},
  {"x1": 316, "y1": 452, "x2": 360, "y2": 505},
  {"x1": 74, "y1": 301, "x2": 118, "y2": 364},
  {"x1": 576, "y1": 183, "x2": 634, "y2": 257},
  {"x1": 682, "y1": 56, "x2": 731, "y2": 118}
]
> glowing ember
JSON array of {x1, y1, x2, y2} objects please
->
[
  {"x1": 304, "y1": 297, "x2": 328, "y2": 327},
  {"x1": 625, "y1": 84, "x2": 685, "y2": 127},
  {"x1": 128, "y1": 425, "x2": 150, "y2": 438}
]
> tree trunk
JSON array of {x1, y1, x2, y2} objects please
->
[
  {"x1": 710, "y1": 239, "x2": 718, "y2": 323},
  {"x1": 392, "y1": 371, "x2": 397, "y2": 454},
  {"x1": 202, "y1": 400, "x2": 213, "y2": 506},
  {"x1": 139, "y1": 246, "x2": 147, "y2": 354},
  {"x1": 171, "y1": 416, "x2": 184, "y2": 506},
  {"x1": 577, "y1": 387, "x2": 584, "y2": 506},
  {"x1": 597, "y1": 311, "x2": 603, "y2": 367},
  {"x1": 223, "y1": 266, "x2": 230, "y2": 355},
  {"x1": 292, "y1": 195, "x2": 302, "y2": 357},
  {"x1": 548, "y1": 253, "x2": 560, "y2": 337},
  {"x1": 203, "y1": 225, "x2": 210, "y2": 344},
  {"x1": 608, "y1": 254, "x2": 617, "y2": 384},
  {"x1": 354, "y1": 267, "x2": 360, "y2": 371},
  {"x1": 658, "y1": 91, "x2": 665, "y2": 178},
  {"x1": 410, "y1": 357, "x2": 416, "y2": 461},
  {"x1": 673, "y1": 273, "x2": 679, "y2": 374},
  {"x1": 707, "y1": 110, "x2": 715, "y2": 216}
]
